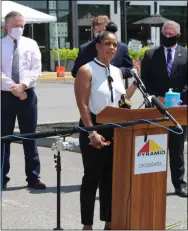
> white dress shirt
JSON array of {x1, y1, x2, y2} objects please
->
[
  {"x1": 1, "y1": 35, "x2": 42, "y2": 91},
  {"x1": 164, "y1": 44, "x2": 177, "y2": 64}
]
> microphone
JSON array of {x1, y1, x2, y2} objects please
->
[
  {"x1": 118, "y1": 94, "x2": 131, "y2": 109},
  {"x1": 130, "y1": 69, "x2": 153, "y2": 108},
  {"x1": 130, "y1": 68, "x2": 147, "y2": 93},
  {"x1": 151, "y1": 96, "x2": 183, "y2": 132}
]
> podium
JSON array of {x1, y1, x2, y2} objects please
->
[{"x1": 97, "y1": 106, "x2": 187, "y2": 230}]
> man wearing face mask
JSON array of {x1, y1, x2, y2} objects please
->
[
  {"x1": 71, "y1": 15, "x2": 133, "y2": 79},
  {"x1": 141, "y1": 20, "x2": 187, "y2": 197},
  {"x1": 1, "y1": 11, "x2": 46, "y2": 190}
]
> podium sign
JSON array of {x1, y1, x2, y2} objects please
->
[
  {"x1": 96, "y1": 106, "x2": 187, "y2": 230},
  {"x1": 134, "y1": 134, "x2": 167, "y2": 174}
]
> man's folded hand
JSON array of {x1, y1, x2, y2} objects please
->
[
  {"x1": 19, "y1": 91, "x2": 27, "y2": 100},
  {"x1": 10, "y1": 83, "x2": 26, "y2": 97}
]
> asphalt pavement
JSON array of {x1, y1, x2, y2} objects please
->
[
  {"x1": 2, "y1": 80, "x2": 187, "y2": 230},
  {"x1": 1, "y1": 143, "x2": 187, "y2": 230},
  {"x1": 21, "y1": 80, "x2": 144, "y2": 125}
]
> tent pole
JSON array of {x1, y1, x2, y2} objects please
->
[{"x1": 31, "y1": 24, "x2": 34, "y2": 39}]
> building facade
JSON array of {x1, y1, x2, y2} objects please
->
[
  {"x1": 77, "y1": 0, "x2": 121, "y2": 43},
  {"x1": 2, "y1": 1, "x2": 187, "y2": 71},
  {"x1": 77, "y1": 1, "x2": 187, "y2": 47},
  {"x1": 3, "y1": 0, "x2": 77, "y2": 71},
  {"x1": 126, "y1": 1, "x2": 187, "y2": 46}
]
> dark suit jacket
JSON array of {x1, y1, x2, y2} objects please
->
[
  {"x1": 141, "y1": 45, "x2": 188, "y2": 104},
  {"x1": 71, "y1": 40, "x2": 133, "y2": 79}
]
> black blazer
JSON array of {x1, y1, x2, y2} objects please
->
[
  {"x1": 71, "y1": 40, "x2": 133, "y2": 79},
  {"x1": 141, "y1": 45, "x2": 188, "y2": 104}
]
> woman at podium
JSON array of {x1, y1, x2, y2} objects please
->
[{"x1": 74, "y1": 31, "x2": 137, "y2": 230}]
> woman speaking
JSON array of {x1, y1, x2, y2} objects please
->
[{"x1": 74, "y1": 31, "x2": 137, "y2": 230}]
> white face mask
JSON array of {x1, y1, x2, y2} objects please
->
[{"x1": 10, "y1": 27, "x2": 24, "y2": 40}]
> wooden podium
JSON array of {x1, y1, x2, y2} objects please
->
[{"x1": 97, "y1": 106, "x2": 187, "y2": 230}]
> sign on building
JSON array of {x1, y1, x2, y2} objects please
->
[{"x1": 51, "y1": 23, "x2": 68, "y2": 38}]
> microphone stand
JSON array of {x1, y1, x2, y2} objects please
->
[
  {"x1": 1, "y1": 118, "x2": 170, "y2": 230},
  {"x1": 136, "y1": 82, "x2": 153, "y2": 108},
  {"x1": 52, "y1": 141, "x2": 64, "y2": 230}
]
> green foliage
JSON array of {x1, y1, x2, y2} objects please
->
[
  {"x1": 128, "y1": 46, "x2": 151, "y2": 60},
  {"x1": 51, "y1": 46, "x2": 151, "y2": 61},
  {"x1": 127, "y1": 49, "x2": 140, "y2": 60},
  {"x1": 51, "y1": 48, "x2": 79, "y2": 61}
]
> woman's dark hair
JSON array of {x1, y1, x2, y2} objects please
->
[
  {"x1": 106, "y1": 22, "x2": 118, "y2": 33},
  {"x1": 95, "y1": 31, "x2": 116, "y2": 44}
]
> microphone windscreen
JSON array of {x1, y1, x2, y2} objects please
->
[
  {"x1": 151, "y1": 96, "x2": 167, "y2": 114},
  {"x1": 119, "y1": 94, "x2": 131, "y2": 109},
  {"x1": 130, "y1": 68, "x2": 137, "y2": 76}
]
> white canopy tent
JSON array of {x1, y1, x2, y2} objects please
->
[
  {"x1": 1, "y1": 1, "x2": 61, "y2": 66},
  {"x1": 1, "y1": 0, "x2": 57, "y2": 23}
]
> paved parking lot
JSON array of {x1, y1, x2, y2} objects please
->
[
  {"x1": 3, "y1": 81, "x2": 187, "y2": 230},
  {"x1": 1, "y1": 143, "x2": 187, "y2": 230}
]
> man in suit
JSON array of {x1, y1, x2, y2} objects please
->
[
  {"x1": 71, "y1": 16, "x2": 133, "y2": 79},
  {"x1": 141, "y1": 20, "x2": 187, "y2": 197},
  {"x1": 1, "y1": 11, "x2": 46, "y2": 190}
]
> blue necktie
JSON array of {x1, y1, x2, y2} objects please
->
[
  {"x1": 12, "y1": 40, "x2": 20, "y2": 83},
  {"x1": 166, "y1": 48, "x2": 173, "y2": 77}
]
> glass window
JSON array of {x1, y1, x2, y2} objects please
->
[
  {"x1": 160, "y1": 6, "x2": 187, "y2": 46},
  {"x1": 49, "y1": 11, "x2": 58, "y2": 49},
  {"x1": 58, "y1": 10, "x2": 69, "y2": 22},
  {"x1": 78, "y1": 5, "x2": 110, "y2": 19},
  {"x1": 49, "y1": 11, "x2": 57, "y2": 17},
  {"x1": 49, "y1": 10, "x2": 70, "y2": 70},
  {"x1": 14, "y1": 1, "x2": 47, "y2": 9},
  {"x1": 77, "y1": 4, "x2": 110, "y2": 45},
  {"x1": 58, "y1": 11, "x2": 70, "y2": 48},
  {"x1": 49, "y1": 0, "x2": 56, "y2": 10},
  {"x1": 126, "y1": 5, "x2": 150, "y2": 23},
  {"x1": 126, "y1": 5, "x2": 151, "y2": 46},
  {"x1": 57, "y1": 0, "x2": 69, "y2": 10}
]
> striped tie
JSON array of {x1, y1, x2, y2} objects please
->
[
  {"x1": 167, "y1": 48, "x2": 173, "y2": 77},
  {"x1": 12, "y1": 40, "x2": 20, "y2": 83}
]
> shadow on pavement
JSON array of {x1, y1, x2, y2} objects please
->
[
  {"x1": 95, "y1": 193, "x2": 177, "y2": 200},
  {"x1": 3, "y1": 186, "x2": 27, "y2": 191},
  {"x1": 166, "y1": 192, "x2": 176, "y2": 196},
  {"x1": 27, "y1": 184, "x2": 81, "y2": 194}
]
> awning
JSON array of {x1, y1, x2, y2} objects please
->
[{"x1": 1, "y1": 0, "x2": 57, "y2": 24}]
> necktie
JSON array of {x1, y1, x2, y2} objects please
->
[
  {"x1": 12, "y1": 40, "x2": 20, "y2": 83},
  {"x1": 166, "y1": 48, "x2": 173, "y2": 77}
]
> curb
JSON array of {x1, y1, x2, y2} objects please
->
[
  {"x1": 31, "y1": 121, "x2": 79, "y2": 126},
  {"x1": 15, "y1": 121, "x2": 79, "y2": 129},
  {"x1": 38, "y1": 77, "x2": 75, "y2": 82},
  {"x1": 38, "y1": 72, "x2": 74, "y2": 82},
  {"x1": 13, "y1": 127, "x2": 187, "y2": 155},
  {"x1": 13, "y1": 130, "x2": 80, "y2": 153},
  {"x1": 14, "y1": 121, "x2": 80, "y2": 152}
]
